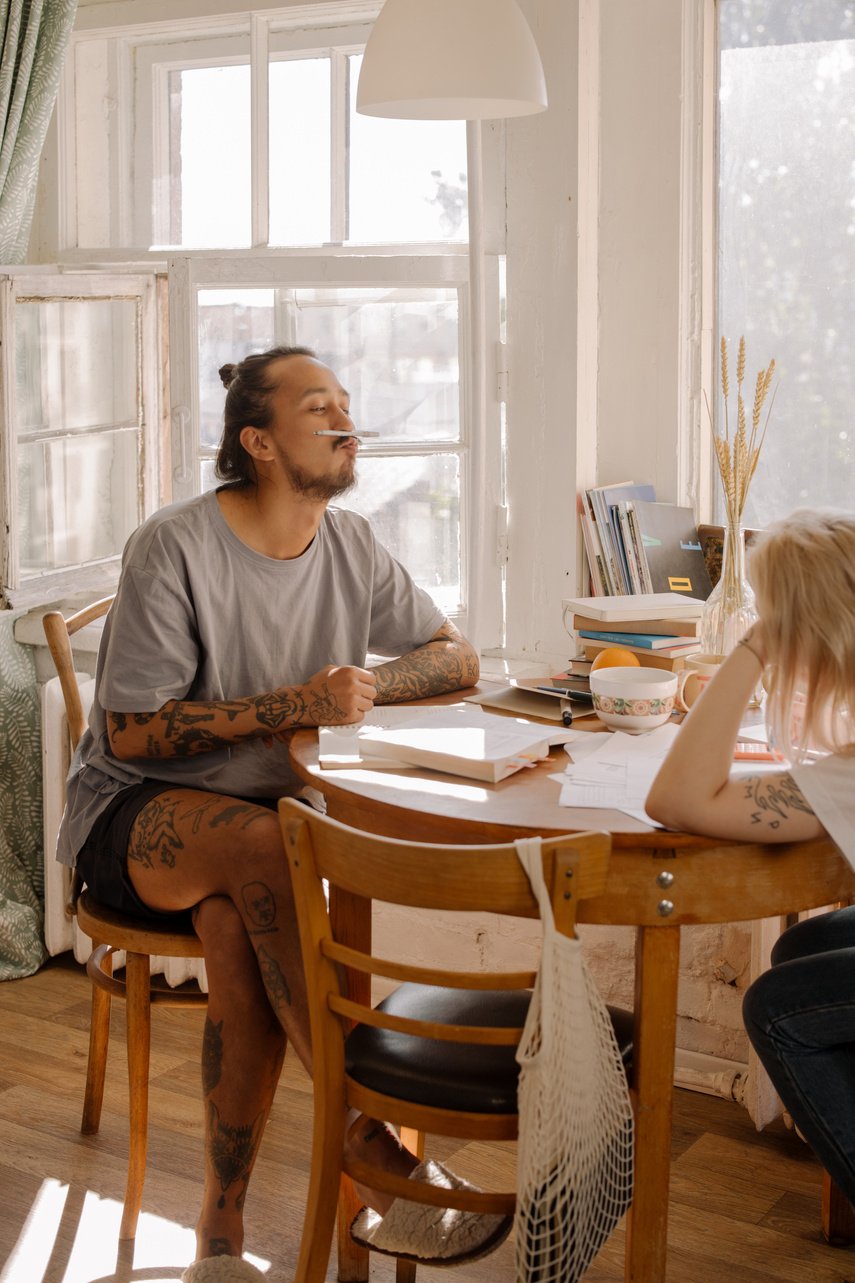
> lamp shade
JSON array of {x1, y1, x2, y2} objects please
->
[{"x1": 356, "y1": 0, "x2": 548, "y2": 120}]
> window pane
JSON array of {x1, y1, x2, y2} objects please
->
[
  {"x1": 338, "y1": 454, "x2": 461, "y2": 614},
  {"x1": 169, "y1": 65, "x2": 251, "y2": 248},
  {"x1": 197, "y1": 289, "x2": 276, "y2": 450},
  {"x1": 717, "y1": 2, "x2": 855, "y2": 524},
  {"x1": 14, "y1": 296, "x2": 142, "y2": 575},
  {"x1": 18, "y1": 429, "x2": 140, "y2": 574},
  {"x1": 348, "y1": 55, "x2": 468, "y2": 244},
  {"x1": 16, "y1": 300, "x2": 138, "y2": 434},
  {"x1": 288, "y1": 288, "x2": 460, "y2": 444},
  {"x1": 268, "y1": 58, "x2": 331, "y2": 245}
]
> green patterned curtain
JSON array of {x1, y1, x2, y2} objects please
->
[
  {"x1": 0, "y1": 0, "x2": 78, "y2": 262},
  {"x1": 0, "y1": 613, "x2": 45, "y2": 978}
]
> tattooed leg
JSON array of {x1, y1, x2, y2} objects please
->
[
  {"x1": 126, "y1": 789, "x2": 422, "y2": 1227},
  {"x1": 191, "y1": 895, "x2": 286, "y2": 1262},
  {"x1": 126, "y1": 787, "x2": 313, "y2": 1070}
]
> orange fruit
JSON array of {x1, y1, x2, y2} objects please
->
[{"x1": 590, "y1": 646, "x2": 642, "y2": 672}]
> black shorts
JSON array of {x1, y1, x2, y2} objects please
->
[{"x1": 75, "y1": 781, "x2": 280, "y2": 926}]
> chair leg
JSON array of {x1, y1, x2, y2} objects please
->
[
  {"x1": 822, "y1": 1168, "x2": 855, "y2": 1244},
  {"x1": 394, "y1": 1129, "x2": 425, "y2": 1283},
  {"x1": 337, "y1": 1174, "x2": 370, "y2": 1283},
  {"x1": 81, "y1": 949, "x2": 113, "y2": 1135},
  {"x1": 119, "y1": 951, "x2": 152, "y2": 1242},
  {"x1": 297, "y1": 1099, "x2": 349, "y2": 1283}
]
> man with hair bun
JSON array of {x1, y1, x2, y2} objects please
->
[{"x1": 56, "y1": 347, "x2": 500, "y2": 1281}]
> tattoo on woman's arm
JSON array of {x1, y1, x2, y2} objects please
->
[{"x1": 743, "y1": 773, "x2": 815, "y2": 830}]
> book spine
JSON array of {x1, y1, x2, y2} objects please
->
[
  {"x1": 616, "y1": 503, "x2": 643, "y2": 593},
  {"x1": 587, "y1": 488, "x2": 622, "y2": 595},
  {"x1": 578, "y1": 629, "x2": 686, "y2": 650},
  {"x1": 572, "y1": 614, "x2": 701, "y2": 637},
  {"x1": 580, "y1": 513, "x2": 609, "y2": 596},
  {"x1": 625, "y1": 503, "x2": 654, "y2": 594},
  {"x1": 583, "y1": 643, "x2": 692, "y2": 673}
]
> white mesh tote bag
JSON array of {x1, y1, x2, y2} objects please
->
[{"x1": 514, "y1": 837, "x2": 634, "y2": 1283}]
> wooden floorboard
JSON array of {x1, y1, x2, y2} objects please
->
[{"x1": 1, "y1": 954, "x2": 855, "y2": 1282}]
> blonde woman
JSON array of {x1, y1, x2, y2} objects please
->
[{"x1": 647, "y1": 508, "x2": 855, "y2": 1201}]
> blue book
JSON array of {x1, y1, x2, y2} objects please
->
[{"x1": 577, "y1": 629, "x2": 699, "y2": 651}]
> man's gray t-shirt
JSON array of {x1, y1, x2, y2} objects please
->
[{"x1": 57, "y1": 489, "x2": 445, "y2": 867}]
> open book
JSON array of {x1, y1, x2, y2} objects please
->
[{"x1": 318, "y1": 706, "x2": 576, "y2": 782}]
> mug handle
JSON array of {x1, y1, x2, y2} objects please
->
[{"x1": 676, "y1": 669, "x2": 702, "y2": 713}]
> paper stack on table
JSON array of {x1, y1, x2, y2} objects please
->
[
  {"x1": 556, "y1": 723, "x2": 787, "y2": 826},
  {"x1": 555, "y1": 724, "x2": 681, "y2": 825}
]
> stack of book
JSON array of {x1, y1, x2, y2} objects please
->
[
  {"x1": 579, "y1": 482, "x2": 714, "y2": 601},
  {"x1": 562, "y1": 592, "x2": 706, "y2": 672}
]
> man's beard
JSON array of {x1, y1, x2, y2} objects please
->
[{"x1": 274, "y1": 442, "x2": 357, "y2": 501}]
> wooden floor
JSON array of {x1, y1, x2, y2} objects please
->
[{"x1": 2, "y1": 955, "x2": 855, "y2": 1283}]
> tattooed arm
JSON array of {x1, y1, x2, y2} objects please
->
[
  {"x1": 646, "y1": 624, "x2": 827, "y2": 843},
  {"x1": 372, "y1": 619, "x2": 480, "y2": 704},
  {"x1": 107, "y1": 663, "x2": 377, "y2": 761}
]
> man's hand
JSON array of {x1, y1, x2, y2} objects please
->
[{"x1": 297, "y1": 664, "x2": 377, "y2": 726}]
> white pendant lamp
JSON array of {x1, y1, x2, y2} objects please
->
[{"x1": 356, "y1": 0, "x2": 548, "y2": 120}]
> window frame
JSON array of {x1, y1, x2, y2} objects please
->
[
  {"x1": 0, "y1": 269, "x2": 161, "y2": 609},
  {"x1": 40, "y1": 3, "x2": 503, "y2": 643},
  {"x1": 167, "y1": 250, "x2": 497, "y2": 635}
]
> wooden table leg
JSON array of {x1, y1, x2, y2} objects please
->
[
  {"x1": 822, "y1": 1169, "x2": 855, "y2": 1244},
  {"x1": 625, "y1": 924, "x2": 681, "y2": 1283}
]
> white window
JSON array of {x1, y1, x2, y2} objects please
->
[
  {"x1": 168, "y1": 254, "x2": 472, "y2": 618},
  {"x1": 0, "y1": 272, "x2": 159, "y2": 608},
  {"x1": 716, "y1": 1, "x2": 855, "y2": 525},
  {"x1": 41, "y1": 4, "x2": 501, "y2": 639}
]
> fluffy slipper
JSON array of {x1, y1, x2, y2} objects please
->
[
  {"x1": 350, "y1": 1159, "x2": 512, "y2": 1266},
  {"x1": 181, "y1": 1257, "x2": 267, "y2": 1282}
]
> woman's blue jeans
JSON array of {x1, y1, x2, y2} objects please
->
[{"x1": 743, "y1": 905, "x2": 855, "y2": 1205}]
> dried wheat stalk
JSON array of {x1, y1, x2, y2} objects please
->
[{"x1": 705, "y1": 336, "x2": 776, "y2": 529}]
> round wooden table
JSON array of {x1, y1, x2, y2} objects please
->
[{"x1": 290, "y1": 697, "x2": 853, "y2": 1282}]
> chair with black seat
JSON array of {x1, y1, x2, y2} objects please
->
[
  {"x1": 279, "y1": 798, "x2": 633, "y2": 1283},
  {"x1": 42, "y1": 596, "x2": 207, "y2": 1242}
]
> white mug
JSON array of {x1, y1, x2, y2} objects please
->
[{"x1": 676, "y1": 653, "x2": 728, "y2": 712}]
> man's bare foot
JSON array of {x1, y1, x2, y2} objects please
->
[{"x1": 344, "y1": 1111, "x2": 419, "y2": 1214}]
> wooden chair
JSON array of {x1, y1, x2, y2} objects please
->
[
  {"x1": 279, "y1": 798, "x2": 634, "y2": 1283},
  {"x1": 42, "y1": 596, "x2": 206, "y2": 1241}
]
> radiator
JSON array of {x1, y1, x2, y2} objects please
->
[{"x1": 41, "y1": 675, "x2": 207, "y2": 989}]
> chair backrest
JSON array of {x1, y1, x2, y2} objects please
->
[
  {"x1": 42, "y1": 596, "x2": 114, "y2": 914},
  {"x1": 42, "y1": 596, "x2": 114, "y2": 754},
  {"x1": 279, "y1": 798, "x2": 611, "y2": 1050}
]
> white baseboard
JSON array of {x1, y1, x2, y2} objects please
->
[{"x1": 674, "y1": 1047, "x2": 748, "y2": 1103}]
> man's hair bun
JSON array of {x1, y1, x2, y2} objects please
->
[{"x1": 219, "y1": 363, "x2": 237, "y2": 389}]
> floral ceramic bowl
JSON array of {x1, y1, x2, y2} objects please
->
[{"x1": 589, "y1": 666, "x2": 678, "y2": 733}]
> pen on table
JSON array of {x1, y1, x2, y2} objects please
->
[
  {"x1": 559, "y1": 699, "x2": 574, "y2": 727},
  {"x1": 313, "y1": 430, "x2": 380, "y2": 438}
]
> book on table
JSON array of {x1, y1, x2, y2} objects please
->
[
  {"x1": 582, "y1": 481, "x2": 657, "y2": 595},
  {"x1": 571, "y1": 613, "x2": 701, "y2": 638},
  {"x1": 563, "y1": 592, "x2": 706, "y2": 622},
  {"x1": 581, "y1": 640, "x2": 698, "y2": 671},
  {"x1": 576, "y1": 628, "x2": 699, "y2": 651},
  {"x1": 629, "y1": 501, "x2": 714, "y2": 600},
  {"x1": 319, "y1": 706, "x2": 576, "y2": 782}
]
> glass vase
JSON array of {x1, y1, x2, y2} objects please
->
[{"x1": 700, "y1": 521, "x2": 758, "y2": 656}]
